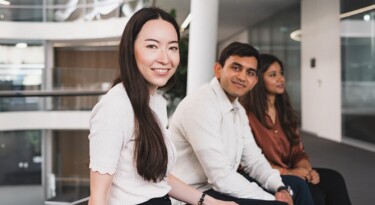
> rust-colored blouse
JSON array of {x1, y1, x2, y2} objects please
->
[{"x1": 248, "y1": 113, "x2": 309, "y2": 171}]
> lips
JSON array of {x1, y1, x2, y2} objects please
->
[
  {"x1": 232, "y1": 80, "x2": 246, "y2": 88},
  {"x1": 152, "y1": 68, "x2": 170, "y2": 74},
  {"x1": 276, "y1": 84, "x2": 285, "y2": 88}
]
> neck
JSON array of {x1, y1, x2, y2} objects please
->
[
  {"x1": 267, "y1": 94, "x2": 276, "y2": 109},
  {"x1": 148, "y1": 86, "x2": 158, "y2": 96}
]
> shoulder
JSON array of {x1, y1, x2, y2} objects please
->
[
  {"x1": 91, "y1": 83, "x2": 133, "y2": 120},
  {"x1": 175, "y1": 84, "x2": 219, "y2": 116}
]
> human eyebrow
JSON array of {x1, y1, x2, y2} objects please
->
[
  {"x1": 169, "y1": 40, "x2": 179, "y2": 44},
  {"x1": 145, "y1": 39, "x2": 159, "y2": 43},
  {"x1": 247, "y1": 68, "x2": 257, "y2": 72},
  {"x1": 231, "y1": 62, "x2": 243, "y2": 68},
  {"x1": 144, "y1": 39, "x2": 179, "y2": 44}
]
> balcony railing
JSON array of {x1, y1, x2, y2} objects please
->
[{"x1": 0, "y1": 0, "x2": 149, "y2": 22}]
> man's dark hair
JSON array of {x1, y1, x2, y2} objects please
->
[{"x1": 218, "y1": 42, "x2": 259, "y2": 67}]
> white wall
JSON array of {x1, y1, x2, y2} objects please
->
[
  {"x1": 301, "y1": 0, "x2": 341, "y2": 141},
  {"x1": 218, "y1": 29, "x2": 249, "y2": 54}
]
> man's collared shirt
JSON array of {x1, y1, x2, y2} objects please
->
[{"x1": 170, "y1": 77, "x2": 284, "y2": 200}]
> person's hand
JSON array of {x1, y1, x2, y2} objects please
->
[
  {"x1": 275, "y1": 190, "x2": 294, "y2": 205},
  {"x1": 308, "y1": 169, "x2": 320, "y2": 184},
  {"x1": 288, "y1": 167, "x2": 311, "y2": 181}
]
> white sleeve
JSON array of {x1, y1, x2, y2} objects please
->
[
  {"x1": 179, "y1": 103, "x2": 275, "y2": 200},
  {"x1": 88, "y1": 94, "x2": 133, "y2": 175},
  {"x1": 239, "y1": 110, "x2": 284, "y2": 193}
]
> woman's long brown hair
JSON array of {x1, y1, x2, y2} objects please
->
[
  {"x1": 114, "y1": 7, "x2": 180, "y2": 182},
  {"x1": 241, "y1": 54, "x2": 300, "y2": 145}
]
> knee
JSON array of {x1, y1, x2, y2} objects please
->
[
  {"x1": 282, "y1": 175, "x2": 309, "y2": 190},
  {"x1": 318, "y1": 168, "x2": 346, "y2": 184}
]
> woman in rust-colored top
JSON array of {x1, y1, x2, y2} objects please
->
[{"x1": 241, "y1": 54, "x2": 351, "y2": 205}]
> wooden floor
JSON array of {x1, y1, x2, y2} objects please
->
[{"x1": 301, "y1": 132, "x2": 375, "y2": 205}]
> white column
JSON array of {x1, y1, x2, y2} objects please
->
[
  {"x1": 301, "y1": 0, "x2": 341, "y2": 141},
  {"x1": 186, "y1": 0, "x2": 219, "y2": 94},
  {"x1": 43, "y1": 41, "x2": 54, "y2": 110}
]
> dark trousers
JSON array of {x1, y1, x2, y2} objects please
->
[
  {"x1": 281, "y1": 175, "x2": 315, "y2": 205},
  {"x1": 138, "y1": 195, "x2": 171, "y2": 205},
  {"x1": 238, "y1": 170, "x2": 314, "y2": 205},
  {"x1": 204, "y1": 189, "x2": 287, "y2": 205},
  {"x1": 308, "y1": 168, "x2": 351, "y2": 205}
]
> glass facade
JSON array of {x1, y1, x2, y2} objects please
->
[
  {"x1": 0, "y1": 130, "x2": 42, "y2": 186},
  {"x1": 341, "y1": 7, "x2": 375, "y2": 145},
  {"x1": 48, "y1": 130, "x2": 90, "y2": 202},
  {"x1": 249, "y1": 4, "x2": 302, "y2": 119}
]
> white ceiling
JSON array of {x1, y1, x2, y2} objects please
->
[{"x1": 155, "y1": 0, "x2": 300, "y2": 43}]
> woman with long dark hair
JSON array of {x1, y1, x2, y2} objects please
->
[
  {"x1": 88, "y1": 7, "x2": 237, "y2": 205},
  {"x1": 241, "y1": 54, "x2": 351, "y2": 205}
]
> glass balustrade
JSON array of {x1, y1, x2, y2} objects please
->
[
  {"x1": 0, "y1": 0, "x2": 150, "y2": 22},
  {"x1": 341, "y1": 9, "x2": 375, "y2": 147}
]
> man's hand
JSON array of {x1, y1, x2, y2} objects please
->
[{"x1": 275, "y1": 190, "x2": 293, "y2": 205}]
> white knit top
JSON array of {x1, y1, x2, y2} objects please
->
[{"x1": 89, "y1": 83, "x2": 176, "y2": 205}]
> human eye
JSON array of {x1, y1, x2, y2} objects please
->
[
  {"x1": 146, "y1": 44, "x2": 157, "y2": 49},
  {"x1": 280, "y1": 70, "x2": 284, "y2": 76},
  {"x1": 169, "y1": 46, "x2": 179, "y2": 51},
  {"x1": 269, "y1": 72, "x2": 276, "y2": 77},
  {"x1": 247, "y1": 70, "x2": 257, "y2": 77},
  {"x1": 231, "y1": 64, "x2": 241, "y2": 71}
]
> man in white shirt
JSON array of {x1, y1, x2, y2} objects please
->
[{"x1": 170, "y1": 42, "x2": 293, "y2": 205}]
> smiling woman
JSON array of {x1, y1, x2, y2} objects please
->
[
  {"x1": 134, "y1": 18, "x2": 180, "y2": 94},
  {"x1": 87, "y1": 7, "x2": 236, "y2": 205}
]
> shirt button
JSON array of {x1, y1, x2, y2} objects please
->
[{"x1": 274, "y1": 130, "x2": 278, "y2": 134}]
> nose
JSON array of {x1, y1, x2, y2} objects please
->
[
  {"x1": 157, "y1": 49, "x2": 170, "y2": 65},
  {"x1": 278, "y1": 74, "x2": 285, "y2": 82},
  {"x1": 237, "y1": 70, "x2": 247, "y2": 81}
]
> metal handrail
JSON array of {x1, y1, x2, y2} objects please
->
[
  {"x1": 0, "y1": 0, "x2": 123, "y2": 10},
  {"x1": 45, "y1": 197, "x2": 89, "y2": 205},
  {"x1": 0, "y1": 90, "x2": 107, "y2": 97}
]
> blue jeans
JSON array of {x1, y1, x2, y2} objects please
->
[
  {"x1": 238, "y1": 170, "x2": 314, "y2": 205},
  {"x1": 281, "y1": 175, "x2": 315, "y2": 205}
]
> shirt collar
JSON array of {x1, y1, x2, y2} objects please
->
[{"x1": 209, "y1": 77, "x2": 241, "y2": 113}]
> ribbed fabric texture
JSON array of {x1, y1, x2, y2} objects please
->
[{"x1": 89, "y1": 83, "x2": 176, "y2": 205}]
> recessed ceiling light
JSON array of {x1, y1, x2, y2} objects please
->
[
  {"x1": 0, "y1": 0, "x2": 10, "y2": 6},
  {"x1": 363, "y1": 14, "x2": 371, "y2": 21},
  {"x1": 15, "y1": 43, "x2": 28, "y2": 48}
]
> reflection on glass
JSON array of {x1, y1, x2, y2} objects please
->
[
  {"x1": 47, "y1": 130, "x2": 90, "y2": 203},
  {"x1": 0, "y1": 130, "x2": 42, "y2": 186},
  {"x1": 0, "y1": 0, "x2": 150, "y2": 22},
  {"x1": 341, "y1": 10, "x2": 375, "y2": 145},
  {"x1": 249, "y1": 4, "x2": 302, "y2": 120}
]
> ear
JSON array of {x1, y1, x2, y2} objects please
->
[{"x1": 213, "y1": 63, "x2": 222, "y2": 79}]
